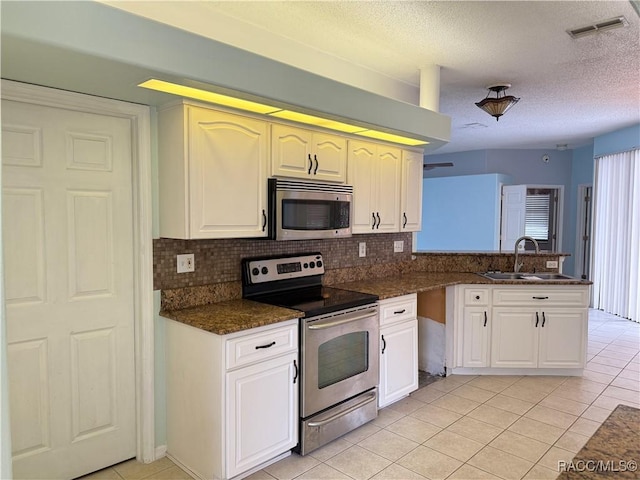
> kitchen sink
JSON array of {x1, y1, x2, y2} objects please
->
[{"x1": 478, "y1": 272, "x2": 577, "y2": 281}]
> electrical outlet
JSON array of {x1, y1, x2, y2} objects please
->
[
  {"x1": 359, "y1": 242, "x2": 366, "y2": 258},
  {"x1": 546, "y1": 260, "x2": 559, "y2": 269},
  {"x1": 177, "y1": 253, "x2": 195, "y2": 273},
  {"x1": 394, "y1": 240, "x2": 404, "y2": 253}
]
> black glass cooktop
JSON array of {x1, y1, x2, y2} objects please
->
[{"x1": 252, "y1": 286, "x2": 378, "y2": 318}]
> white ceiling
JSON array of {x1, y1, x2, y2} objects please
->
[{"x1": 104, "y1": 1, "x2": 640, "y2": 154}]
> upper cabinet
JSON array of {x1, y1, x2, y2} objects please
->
[
  {"x1": 401, "y1": 150, "x2": 423, "y2": 232},
  {"x1": 158, "y1": 104, "x2": 269, "y2": 239},
  {"x1": 272, "y1": 124, "x2": 347, "y2": 183}
]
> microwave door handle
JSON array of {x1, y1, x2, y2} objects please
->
[{"x1": 308, "y1": 154, "x2": 313, "y2": 175}]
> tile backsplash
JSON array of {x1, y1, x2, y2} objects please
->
[{"x1": 153, "y1": 232, "x2": 413, "y2": 291}]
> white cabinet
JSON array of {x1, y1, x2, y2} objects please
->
[
  {"x1": 166, "y1": 319, "x2": 298, "y2": 480},
  {"x1": 400, "y1": 149, "x2": 423, "y2": 232},
  {"x1": 158, "y1": 103, "x2": 269, "y2": 239},
  {"x1": 378, "y1": 294, "x2": 418, "y2": 407},
  {"x1": 447, "y1": 285, "x2": 589, "y2": 374},
  {"x1": 348, "y1": 140, "x2": 401, "y2": 233},
  {"x1": 271, "y1": 124, "x2": 346, "y2": 182}
]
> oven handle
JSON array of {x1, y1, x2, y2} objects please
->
[
  {"x1": 307, "y1": 391, "x2": 377, "y2": 427},
  {"x1": 307, "y1": 310, "x2": 377, "y2": 330}
]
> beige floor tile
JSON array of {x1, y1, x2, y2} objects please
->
[
  {"x1": 466, "y1": 376, "x2": 514, "y2": 393},
  {"x1": 341, "y1": 421, "x2": 382, "y2": 444},
  {"x1": 508, "y1": 417, "x2": 565, "y2": 444},
  {"x1": 553, "y1": 431, "x2": 590, "y2": 453},
  {"x1": 113, "y1": 458, "x2": 175, "y2": 480},
  {"x1": 515, "y1": 376, "x2": 567, "y2": 391},
  {"x1": 467, "y1": 404, "x2": 521, "y2": 429},
  {"x1": 580, "y1": 405, "x2": 613, "y2": 423},
  {"x1": 568, "y1": 417, "x2": 601, "y2": 436},
  {"x1": 523, "y1": 464, "x2": 559, "y2": 480},
  {"x1": 263, "y1": 454, "x2": 320, "y2": 480},
  {"x1": 581, "y1": 369, "x2": 615, "y2": 385},
  {"x1": 325, "y1": 445, "x2": 391, "y2": 480},
  {"x1": 371, "y1": 406, "x2": 405, "y2": 428},
  {"x1": 78, "y1": 468, "x2": 124, "y2": 480},
  {"x1": 243, "y1": 469, "x2": 276, "y2": 480},
  {"x1": 424, "y1": 429, "x2": 484, "y2": 462},
  {"x1": 617, "y1": 368, "x2": 640, "y2": 381},
  {"x1": 409, "y1": 385, "x2": 446, "y2": 403},
  {"x1": 524, "y1": 405, "x2": 578, "y2": 429},
  {"x1": 449, "y1": 384, "x2": 497, "y2": 403},
  {"x1": 536, "y1": 446, "x2": 575, "y2": 471},
  {"x1": 445, "y1": 416, "x2": 504, "y2": 444},
  {"x1": 468, "y1": 446, "x2": 534, "y2": 480},
  {"x1": 430, "y1": 377, "x2": 470, "y2": 393},
  {"x1": 548, "y1": 385, "x2": 600, "y2": 404},
  {"x1": 590, "y1": 354, "x2": 630, "y2": 368},
  {"x1": 385, "y1": 396, "x2": 425, "y2": 415},
  {"x1": 560, "y1": 378, "x2": 607, "y2": 394},
  {"x1": 538, "y1": 394, "x2": 589, "y2": 416},
  {"x1": 591, "y1": 393, "x2": 640, "y2": 411},
  {"x1": 501, "y1": 384, "x2": 549, "y2": 404},
  {"x1": 308, "y1": 438, "x2": 352, "y2": 462},
  {"x1": 624, "y1": 361, "x2": 640, "y2": 372},
  {"x1": 601, "y1": 385, "x2": 640, "y2": 403},
  {"x1": 358, "y1": 429, "x2": 419, "y2": 461},
  {"x1": 431, "y1": 393, "x2": 481, "y2": 415},
  {"x1": 296, "y1": 463, "x2": 352, "y2": 479},
  {"x1": 370, "y1": 463, "x2": 428, "y2": 479},
  {"x1": 397, "y1": 445, "x2": 462, "y2": 479},
  {"x1": 409, "y1": 403, "x2": 462, "y2": 428},
  {"x1": 485, "y1": 394, "x2": 535, "y2": 416},
  {"x1": 447, "y1": 464, "x2": 502, "y2": 479},
  {"x1": 489, "y1": 430, "x2": 551, "y2": 463},
  {"x1": 141, "y1": 465, "x2": 193, "y2": 480},
  {"x1": 384, "y1": 415, "x2": 442, "y2": 443},
  {"x1": 585, "y1": 362, "x2": 623, "y2": 376},
  {"x1": 602, "y1": 344, "x2": 639, "y2": 356}
]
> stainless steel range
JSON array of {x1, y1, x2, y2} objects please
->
[{"x1": 242, "y1": 252, "x2": 379, "y2": 455}]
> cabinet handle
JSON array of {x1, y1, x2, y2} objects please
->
[
  {"x1": 403, "y1": 212, "x2": 408, "y2": 228},
  {"x1": 535, "y1": 312, "x2": 540, "y2": 328},
  {"x1": 261, "y1": 209, "x2": 267, "y2": 231},
  {"x1": 532, "y1": 296, "x2": 549, "y2": 300},
  {"x1": 308, "y1": 154, "x2": 313, "y2": 174},
  {"x1": 542, "y1": 312, "x2": 546, "y2": 327},
  {"x1": 293, "y1": 359, "x2": 298, "y2": 384},
  {"x1": 255, "y1": 341, "x2": 276, "y2": 350},
  {"x1": 394, "y1": 309, "x2": 406, "y2": 314},
  {"x1": 313, "y1": 154, "x2": 319, "y2": 175},
  {"x1": 376, "y1": 212, "x2": 381, "y2": 229},
  {"x1": 483, "y1": 311, "x2": 488, "y2": 327},
  {"x1": 371, "y1": 212, "x2": 376, "y2": 230},
  {"x1": 475, "y1": 295, "x2": 480, "y2": 300},
  {"x1": 381, "y1": 335, "x2": 386, "y2": 354}
]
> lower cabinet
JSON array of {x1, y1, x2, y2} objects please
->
[
  {"x1": 378, "y1": 294, "x2": 418, "y2": 407},
  {"x1": 461, "y1": 307, "x2": 490, "y2": 367},
  {"x1": 166, "y1": 318, "x2": 299, "y2": 480}
]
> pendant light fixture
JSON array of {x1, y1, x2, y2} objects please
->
[{"x1": 475, "y1": 83, "x2": 520, "y2": 121}]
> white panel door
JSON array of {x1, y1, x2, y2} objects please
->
[
  {"x1": 375, "y1": 146, "x2": 401, "y2": 232},
  {"x1": 462, "y1": 308, "x2": 490, "y2": 367},
  {"x1": 501, "y1": 185, "x2": 526, "y2": 250},
  {"x1": 490, "y1": 308, "x2": 538, "y2": 368},
  {"x1": 538, "y1": 309, "x2": 587, "y2": 368},
  {"x1": 2, "y1": 99, "x2": 136, "y2": 479},
  {"x1": 379, "y1": 319, "x2": 418, "y2": 407},
  {"x1": 348, "y1": 141, "x2": 377, "y2": 233},
  {"x1": 401, "y1": 150, "x2": 423, "y2": 232}
]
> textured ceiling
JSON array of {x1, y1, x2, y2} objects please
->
[{"x1": 103, "y1": 1, "x2": 639, "y2": 154}]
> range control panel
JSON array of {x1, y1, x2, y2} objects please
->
[{"x1": 245, "y1": 253, "x2": 325, "y2": 284}]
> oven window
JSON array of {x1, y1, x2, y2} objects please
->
[
  {"x1": 317, "y1": 331, "x2": 368, "y2": 389},
  {"x1": 282, "y1": 199, "x2": 350, "y2": 230}
]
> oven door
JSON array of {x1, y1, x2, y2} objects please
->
[{"x1": 301, "y1": 305, "x2": 379, "y2": 418}]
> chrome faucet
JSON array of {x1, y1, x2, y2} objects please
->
[{"x1": 514, "y1": 236, "x2": 540, "y2": 272}]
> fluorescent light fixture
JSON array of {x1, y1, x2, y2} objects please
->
[{"x1": 138, "y1": 79, "x2": 428, "y2": 146}]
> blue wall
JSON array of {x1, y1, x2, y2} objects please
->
[
  {"x1": 593, "y1": 124, "x2": 640, "y2": 157},
  {"x1": 417, "y1": 173, "x2": 512, "y2": 251}
]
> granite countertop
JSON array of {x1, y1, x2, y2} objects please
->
[
  {"x1": 160, "y1": 272, "x2": 590, "y2": 335},
  {"x1": 160, "y1": 299, "x2": 302, "y2": 335}
]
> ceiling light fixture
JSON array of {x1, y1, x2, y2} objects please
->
[
  {"x1": 138, "y1": 79, "x2": 428, "y2": 146},
  {"x1": 475, "y1": 83, "x2": 520, "y2": 121}
]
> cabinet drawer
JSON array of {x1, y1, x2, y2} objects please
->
[
  {"x1": 379, "y1": 294, "x2": 417, "y2": 326},
  {"x1": 464, "y1": 288, "x2": 490, "y2": 306},
  {"x1": 226, "y1": 322, "x2": 298, "y2": 370},
  {"x1": 492, "y1": 287, "x2": 589, "y2": 307}
]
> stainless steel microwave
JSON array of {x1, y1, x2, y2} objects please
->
[{"x1": 268, "y1": 178, "x2": 352, "y2": 240}]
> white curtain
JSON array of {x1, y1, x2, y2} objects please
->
[{"x1": 591, "y1": 149, "x2": 640, "y2": 322}]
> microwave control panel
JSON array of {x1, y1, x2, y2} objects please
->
[{"x1": 245, "y1": 253, "x2": 325, "y2": 284}]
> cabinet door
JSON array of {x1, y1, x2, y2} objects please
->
[
  {"x1": 348, "y1": 141, "x2": 377, "y2": 233},
  {"x1": 401, "y1": 150, "x2": 423, "y2": 232},
  {"x1": 379, "y1": 319, "x2": 418, "y2": 407},
  {"x1": 271, "y1": 124, "x2": 313, "y2": 179},
  {"x1": 538, "y1": 309, "x2": 587, "y2": 368},
  {"x1": 189, "y1": 107, "x2": 268, "y2": 238},
  {"x1": 462, "y1": 307, "x2": 490, "y2": 367},
  {"x1": 490, "y1": 308, "x2": 538, "y2": 368},
  {"x1": 376, "y1": 146, "x2": 402, "y2": 232},
  {"x1": 226, "y1": 352, "x2": 298, "y2": 478},
  {"x1": 312, "y1": 133, "x2": 347, "y2": 182}
]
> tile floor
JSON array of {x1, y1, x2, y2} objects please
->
[{"x1": 83, "y1": 309, "x2": 639, "y2": 480}]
